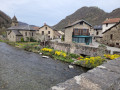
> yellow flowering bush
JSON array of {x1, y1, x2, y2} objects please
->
[
  {"x1": 41, "y1": 48, "x2": 53, "y2": 52},
  {"x1": 75, "y1": 56, "x2": 106, "y2": 68},
  {"x1": 104, "y1": 54, "x2": 120, "y2": 60},
  {"x1": 55, "y1": 51, "x2": 67, "y2": 57}
]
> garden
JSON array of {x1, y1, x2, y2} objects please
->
[{"x1": 41, "y1": 47, "x2": 120, "y2": 69}]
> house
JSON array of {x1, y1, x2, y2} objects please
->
[
  {"x1": 102, "y1": 21, "x2": 120, "y2": 47},
  {"x1": 93, "y1": 25, "x2": 103, "y2": 42},
  {"x1": 102, "y1": 18, "x2": 120, "y2": 33},
  {"x1": 65, "y1": 20, "x2": 93, "y2": 45},
  {"x1": 6, "y1": 16, "x2": 36, "y2": 42},
  {"x1": 38, "y1": 23, "x2": 61, "y2": 40}
]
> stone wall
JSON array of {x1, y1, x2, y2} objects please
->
[
  {"x1": 48, "y1": 42, "x2": 110, "y2": 56},
  {"x1": 50, "y1": 58, "x2": 120, "y2": 90}
]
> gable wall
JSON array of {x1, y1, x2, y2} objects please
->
[
  {"x1": 102, "y1": 24, "x2": 120, "y2": 47},
  {"x1": 39, "y1": 26, "x2": 54, "y2": 39}
]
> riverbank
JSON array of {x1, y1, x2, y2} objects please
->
[{"x1": 1, "y1": 40, "x2": 120, "y2": 69}]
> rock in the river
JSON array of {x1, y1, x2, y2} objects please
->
[
  {"x1": 39, "y1": 53, "x2": 42, "y2": 55},
  {"x1": 42, "y1": 56, "x2": 49, "y2": 59},
  {"x1": 68, "y1": 65, "x2": 74, "y2": 69}
]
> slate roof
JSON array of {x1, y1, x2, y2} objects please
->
[
  {"x1": 102, "y1": 21, "x2": 120, "y2": 34},
  {"x1": 39, "y1": 24, "x2": 57, "y2": 31},
  {"x1": 8, "y1": 25, "x2": 36, "y2": 31},
  {"x1": 94, "y1": 25, "x2": 102, "y2": 30},
  {"x1": 12, "y1": 30, "x2": 23, "y2": 36},
  {"x1": 54, "y1": 31, "x2": 62, "y2": 36},
  {"x1": 65, "y1": 19, "x2": 92, "y2": 28},
  {"x1": 103, "y1": 18, "x2": 120, "y2": 24}
]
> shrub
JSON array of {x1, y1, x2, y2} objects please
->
[
  {"x1": 41, "y1": 48, "x2": 53, "y2": 52},
  {"x1": 30, "y1": 37, "x2": 36, "y2": 42},
  {"x1": 55, "y1": 51, "x2": 67, "y2": 57},
  {"x1": 61, "y1": 35, "x2": 64, "y2": 41},
  {"x1": 69, "y1": 53, "x2": 80, "y2": 58},
  {"x1": 23, "y1": 44, "x2": 32, "y2": 51},
  {"x1": 75, "y1": 56, "x2": 106, "y2": 68},
  {"x1": 21, "y1": 38, "x2": 24, "y2": 42},
  {"x1": 104, "y1": 54, "x2": 120, "y2": 60}
]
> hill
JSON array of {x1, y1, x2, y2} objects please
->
[
  {"x1": 53, "y1": 6, "x2": 120, "y2": 30},
  {"x1": 0, "y1": 10, "x2": 11, "y2": 34}
]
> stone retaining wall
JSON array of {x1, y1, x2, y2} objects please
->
[
  {"x1": 48, "y1": 42, "x2": 110, "y2": 56},
  {"x1": 50, "y1": 58, "x2": 120, "y2": 90}
]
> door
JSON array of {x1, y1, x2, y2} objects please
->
[{"x1": 85, "y1": 38, "x2": 89, "y2": 45}]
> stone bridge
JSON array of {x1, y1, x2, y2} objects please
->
[{"x1": 50, "y1": 58, "x2": 120, "y2": 90}]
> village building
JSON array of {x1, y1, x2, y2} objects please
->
[
  {"x1": 38, "y1": 23, "x2": 62, "y2": 40},
  {"x1": 6, "y1": 16, "x2": 36, "y2": 42},
  {"x1": 93, "y1": 25, "x2": 103, "y2": 42},
  {"x1": 102, "y1": 18, "x2": 120, "y2": 33},
  {"x1": 65, "y1": 20, "x2": 93, "y2": 45},
  {"x1": 102, "y1": 21, "x2": 120, "y2": 47}
]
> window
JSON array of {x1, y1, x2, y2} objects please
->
[
  {"x1": 48, "y1": 31, "x2": 50, "y2": 34},
  {"x1": 45, "y1": 27, "x2": 47, "y2": 30},
  {"x1": 32, "y1": 32, "x2": 33, "y2": 36},
  {"x1": 42, "y1": 31, "x2": 44, "y2": 35},
  {"x1": 106, "y1": 23, "x2": 108, "y2": 27},
  {"x1": 110, "y1": 34, "x2": 113, "y2": 40},
  {"x1": 116, "y1": 43, "x2": 119, "y2": 45},
  {"x1": 48, "y1": 36, "x2": 50, "y2": 39},
  {"x1": 25, "y1": 32, "x2": 27, "y2": 36},
  {"x1": 80, "y1": 22, "x2": 83, "y2": 25},
  {"x1": 96, "y1": 31, "x2": 99, "y2": 35}
]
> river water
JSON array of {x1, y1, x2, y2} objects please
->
[{"x1": 0, "y1": 42, "x2": 88, "y2": 90}]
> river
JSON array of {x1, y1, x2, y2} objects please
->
[{"x1": 0, "y1": 42, "x2": 87, "y2": 90}]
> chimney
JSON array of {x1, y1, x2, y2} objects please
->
[
  {"x1": 106, "y1": 18, "x2": 109, "y2": 20},
  {"x1": 44, "y1": 23, "x2": 46, "y2": 26}
]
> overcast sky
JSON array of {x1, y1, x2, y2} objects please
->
[{"x1": 0, "y1": 0, "x2": 120, "y2": 26}]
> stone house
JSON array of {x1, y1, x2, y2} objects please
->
[
  {"x1": 65, "y1": 19, "x2": 93, "y2": 45},
  {"x1": 93, "y1": 25, "x2": 103, "y2": 42},
  {"x1": 38, "y1": 23, "x2": 62, "y2": 40},
  {"x1": 102, "y1": 18, "x2": 120, "y2": 33},
  {"x1": 102, "y1": 21, "x2": 120, "y2": 47},
  {"x1": 7, "y1": 16, "x2": 36, "y2": 42}
]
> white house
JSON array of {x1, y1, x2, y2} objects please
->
[{"x1": 102, "y1": 18, "x2": 120, "y2": 33}]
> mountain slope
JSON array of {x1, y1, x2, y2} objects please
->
[
  {"x1": 0, "y1": 10, "x2": 11, "y2": 34},
  {"x1": 0, "y1": 10, "x2": 11, "y2": 28},
  {"x1": 54, "y1": 6, "x2": 120, "y2": 30}
]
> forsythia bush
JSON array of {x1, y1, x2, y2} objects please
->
[
  {"x1": 75, "y1": 56, "x2": 106, "y2": 68},
  {"x1": 104, "y1": 54, "x2": 120, "y2": 60},
  {"x1": 55, "y1": 51, "x2": 67, "y2": 57},
  {"x1": 41, "y1": 48, "x2": 67, "y2": 57},
  {"x1": 41, "y1": 48, "x2": 53, "y2": 52}
]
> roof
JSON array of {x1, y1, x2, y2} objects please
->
[
  {"x1": 102, "y1": 21, "x2": 120, "y2": 34},
  {"x1": 103, "y1": 18, "x2": 120, "y2": 24},
  {"x1": 39, "y1": 24, "x2": 56, "y2": 31},
  {"x1": 65, "y1": 19, "x2": 92, "y2": 28},
  {"x1": 94, "y1": 25, "x2": 102, "y2": 30},
  {"x1": 12, "y1": 16, "x2": 17, "y2": 21},
  {"x1": 54, "y1": 31, "x2": 62, "y2": 36},
  {"x1": 12, "y1": 30, "x2": 23, "y2": 36},
  {"x1": 33, "y1": 27, "x2": 40, "y2": 30},
  {"x1": 8, "y1": 25, "x2": 36, "y2": 31}
]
